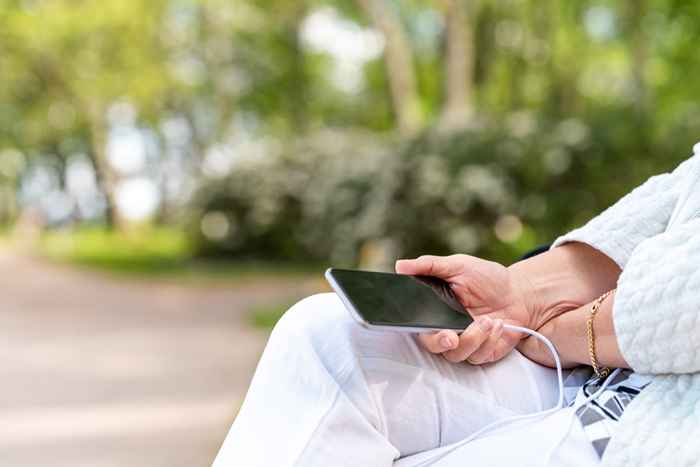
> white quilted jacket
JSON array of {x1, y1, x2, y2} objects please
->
[{"x1": 551, "y1": 144, "x2": 700, "y2": 467}]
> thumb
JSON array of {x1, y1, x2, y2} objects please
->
[{"x1": 395, "y1": 255, "x2": 463, "y2": 279}]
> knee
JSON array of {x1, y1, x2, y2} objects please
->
[{"x1": 270, "y1": 293, "x2": 356, "y2": 348}]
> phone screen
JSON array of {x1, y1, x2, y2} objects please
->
[{"x1": 326, "y1": 268, "x2": 474, "y2": 330}]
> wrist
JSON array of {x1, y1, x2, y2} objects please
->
[
  {"x1": 533, "y1": 294, "x2": 628, "y2": 369},
  {"x1": 508, "y1": 242, "x2": 620, "y2": 331},
  {"x1": 506, "y1": 266, "x2": 544, "y2": 331},
  {"x1": 549, "y1": 306, "x2": 591, "y2": 367},
  {"x1": 508, "y1": 256, "x2": 579, "y2": 332},
  {"x1": 518, "y1": 308, "x2": 587, "y2": 368}
]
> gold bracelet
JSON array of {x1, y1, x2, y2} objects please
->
[{"x1": 586, "y1": 289, "x2": 615, "y2": 379}]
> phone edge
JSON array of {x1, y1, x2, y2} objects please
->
[{"x1": 324, "y1": 268, "x2": 458, "y2": 334}]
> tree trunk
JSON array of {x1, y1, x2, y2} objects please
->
[
  {"x1": 0, "y1": 183, "x2": 18, "y2": 226},
  {"x1": 543, "y1": 0, "x2": 582, "y2": 116},
  {"x1": 439, "y1": 0, "x2": 475, "y2": 132},
  {"x1": 625, "y1": 0, "x2": 648, "y2": 113},
  {"x1": 33, "y1": 54, "x2": 127, "y2": 229},
  {"x1": 356, "y1": 0, "x2": 423, "y2": 135},
  {"x1": 284, "y1": 3, "x2": 308, "y2": 132},
  {"x1": 85, "y1": 109, "x2": 126, "y2": 230}
]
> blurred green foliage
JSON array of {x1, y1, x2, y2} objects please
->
[
  {"x1": 39, "y1": 227, "x2": 322, "y2": 281},
  {"x1": 2, "y1": 0, "x2": 700, "y2": 270},
  {"x1": 191, "y1": 110, "x2": 691, "y2": 266},
  {"x1": 249, "y1": 302, "x2": 294, "y2": 329}
]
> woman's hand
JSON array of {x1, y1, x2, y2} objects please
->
[
  {"x1": 396, "y1": 244, "x2": 622, "y2": 366},
  {"x1": 395, "y1": 254, "x2": 538, "y2": 365}
]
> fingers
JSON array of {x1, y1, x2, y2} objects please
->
[
  {"x1": 395, "y1": 255, "x2": 465, "y2": 279},
  {"x1": 442, "y1": 317, "x2": 495, "y2": 363},
  {"x1": 418, "y1": 318, "x2": 509, "y2": 364},
  {"x1": 417, "y1": 330, "x2": 459, "y2": 354},
  {"x1": 466, "y1": 319, "x2": 505, "y2": 364}
]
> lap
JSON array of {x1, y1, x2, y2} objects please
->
[{"x1": 289, "y1": 293, "x2": 564, "y2": 457}]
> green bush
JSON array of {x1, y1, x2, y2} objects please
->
[{"x1": 188, "y1": 106, "x2": 695, "y2": 267}]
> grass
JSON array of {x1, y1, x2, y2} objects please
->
[
  {"x1": 249, "y1": 302, "x2": 294, "y2": 329},
  {"x1": 40, "y1": 226, "x2": 191, "y2": 273},
  {"x1": 37, "y1": 226, "x2": 323, "y2": 284}
]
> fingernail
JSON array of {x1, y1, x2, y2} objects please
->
[
  {"x1": 440, "y1": 336, "x2": 454, "y2": 349},
  {"x1": 478, "y1": 317, "x2": 493, "y2": 332}
]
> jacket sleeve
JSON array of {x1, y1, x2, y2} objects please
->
[
  {"x1": 550, "y1": 156, "x2": 696, "y2": 268},
  {"x1": 551, "y1": 154, "x2": 700, "y2": 374},
  {"x1": 612, "y1": 219, "x2": 700, "y2": 374}
]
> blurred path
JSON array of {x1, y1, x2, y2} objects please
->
[{"x1": 0, "y1": 248, "x2": 319, "y2": 467}]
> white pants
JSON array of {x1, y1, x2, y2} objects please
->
[{"x1": 212, "y1": 293, "x2": 600, "y2": 467}]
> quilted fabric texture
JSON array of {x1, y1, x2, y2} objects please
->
[
  {"x1": 551, "y1": 156, "x2": 694, "y2": 269},
  {"x1": 614, "y1": 220, "x2": 700, "y2": 374},
  {"x1": 550, "y1": 151, "x2": 700, "y2": 467},
  {"x1": 602, "y1": 374, "x2": 700, "y2": 467}
]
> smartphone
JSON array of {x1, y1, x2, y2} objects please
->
[{"x1": 325, "y1": 268, "x2": 474, "y2": 332}]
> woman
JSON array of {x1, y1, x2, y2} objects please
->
[{"x1": 212, "y1": 147, "x2": 700, "y2": 467}]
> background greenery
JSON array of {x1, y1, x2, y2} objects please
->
[{"x1": 2, "y1": 0, "x2": 699, "y2": 272}]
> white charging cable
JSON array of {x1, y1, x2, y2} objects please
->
[
  {"x1": 541, "y1": 367, "x2": 622, "y2": 466},
  {"x1": 411, "y1": 323, "x2": 615, "y2": 467}
]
